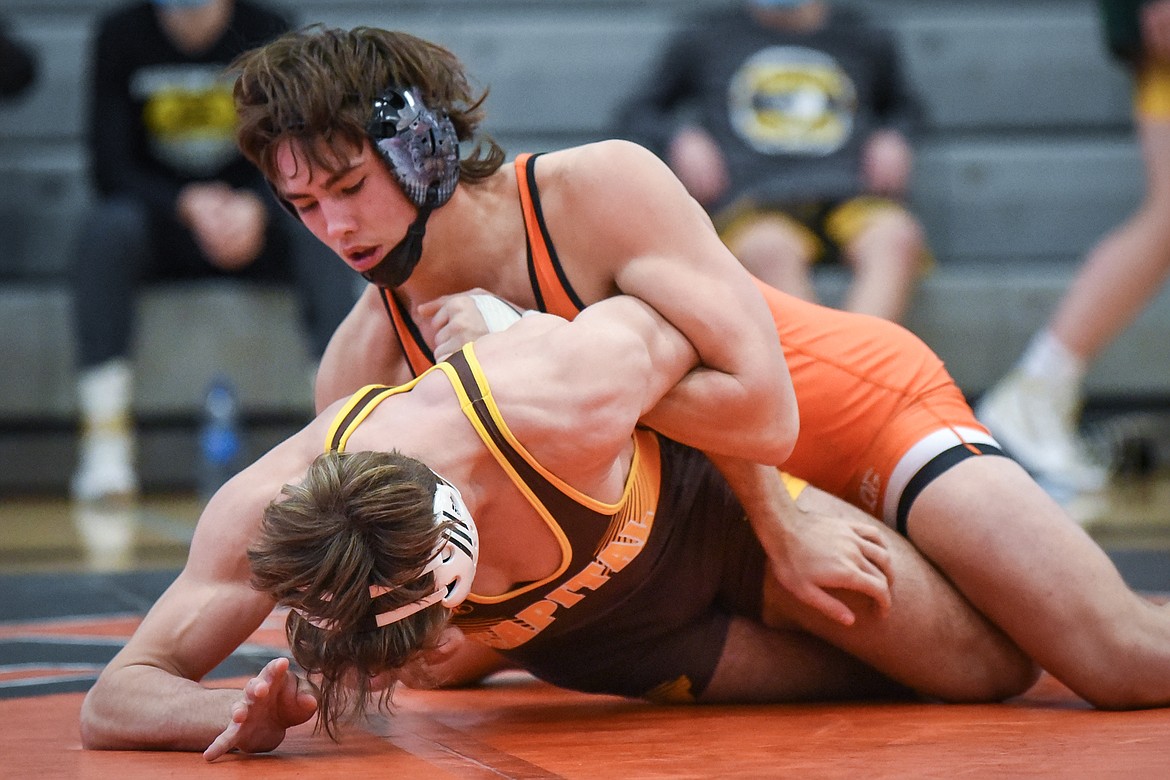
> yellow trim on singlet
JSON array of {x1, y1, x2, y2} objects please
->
[
  {"x1": 444, "y1": 346, "x2": 654, "y2": 604},
  {"x1": 454, "y1": 345, "x2": 641, "y2": 514},
  {"x1": 780, "y1": 471, "x2": 807, "y2": 499},
  {"x1": 323, "y1": 345, "x2": 653, "y2": 606},
  {"x1": 323, "y1": 376, "x2": 428, "y2": 454}
]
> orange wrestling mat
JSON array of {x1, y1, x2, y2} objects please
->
[
  {"x1": 4, "y1": 670, "x2": 1170, "y2": 777},
  {"x1": 2, "y1": 568, "x2": 1169, "y2": 777}
]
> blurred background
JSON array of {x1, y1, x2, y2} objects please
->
[{"x1": 1, "y1": 0, "x2": 1169, "y2": 577}]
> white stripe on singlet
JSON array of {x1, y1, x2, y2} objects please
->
[{"x1": 882, "y1": 426, "x2": 1002, "y2": 527}]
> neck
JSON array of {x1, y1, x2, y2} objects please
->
[
  {"x1": 157, "y1": 0, "x2": 232, "y2": 55},
  {"x1": 401, "y1": 169, "x2": 526, "y2": 304}
]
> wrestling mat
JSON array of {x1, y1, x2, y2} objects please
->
[{"x1": 2, "y1": 568, "x2": 1169, "y2": 777}]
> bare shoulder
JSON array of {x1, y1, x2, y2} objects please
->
[
  {"x1": 315, "y1": 285, "x2": 408, "y2": 411},
  {"x1": 533, "y1": 140, "x2": 706, "y2": 284},
  {"x1": 541, "y1": 140, "x2": 677, "y2": 193},
  {"x1": 188, "y1": 420, "x2": 326, "y2": 571}
]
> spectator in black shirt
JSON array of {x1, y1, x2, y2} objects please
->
[
  {"x1": 70, "y1": 0, "x2": 357, "y2": 503},
  {"x1": 619, "y1": 0, "x2": 928, "y2": 324}
]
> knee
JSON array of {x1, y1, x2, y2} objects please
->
[
  {"x1": 856, "y1": 211, "x2": 926, "y2": 273},
  {"x1": 918, "y1": 624, "x2": 1040, "y2": 704},
  {"x1": 932, "y1": 652, "x2": 1040, "y2": 704},
  {"x1": 728, "y1": 220, "x2": 811, "y2": 277}
]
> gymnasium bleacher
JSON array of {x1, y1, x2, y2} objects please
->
[{"x1": 0, "y1": 0, "x2": 1164, "y2": 493}]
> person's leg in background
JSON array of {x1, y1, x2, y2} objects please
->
[
  {"x1": 977, "y1": 62, "x2": 1170, "y2": 498},
  {"x1": 721, "y1": 208, "x2": 821, "y2": 306},
  {"x1": 832, "y1": 197, "x2": 926, "y2": 323},
  {"x1": 69, "y1": 197, "x2": 150, "y2": 502},
  {"x1": 722, "y1": 201, "x2": 925, "y2": 324}
]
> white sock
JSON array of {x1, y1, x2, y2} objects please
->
[
  {"x1": 1018, "y1": 330, "x2": 1086, "y2": 388},
  {"x1": 78, "y1": 359, "x2": 133, "y2": 430}
]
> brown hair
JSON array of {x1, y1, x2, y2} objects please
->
[
  {"x1": 231, "y1": 25, "x2": 505, "y2": 187},
  {"x1": 248, "y1": 449, "x2": 452, "y2": 738}
]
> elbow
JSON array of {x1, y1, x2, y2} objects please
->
[
  {"x1": 79, "y1": 685, "x2": 113, "y2": 750},
  {"x1": 774, "y1": 396, "x2": 800, "y2": 463},
  {"x1": 748, "y1": 386, "x2": 799, "y2": 466},
  {"x1": 79, "y1": 674, "x2": 136, "y2": 751},
  {"x1": 755, "y1": 415, "x2": 797, "y2": 466},
  {"x1": 717, "y1": 405, "x2": 796, "y2": 466}
]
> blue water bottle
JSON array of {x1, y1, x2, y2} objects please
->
[{"x1": 198, "y1": 374, "x2": 243, "y2": 502}]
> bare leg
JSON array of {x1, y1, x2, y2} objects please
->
[
  {"x1": 703, "y1": 486, "x2": 1037, "y2": 704},
  {"x1": 840, "y1": 208, "x2": 924, "y2": 323},
  {"x1": 908, "y1": 455, "x2": 1170, "y2": 709},
  {"x1": 1049, "y1": 119, "x2": 1170, "y2": 362},
  {"x1": 701, "y1": 617, "x2": 911, "y2": 703},
  {"x1": 726, "y1": 217, "x2": 819, "y2": 304}
]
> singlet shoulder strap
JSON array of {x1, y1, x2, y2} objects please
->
[
  {"x1": 514, "y1": 153, "x2": 587, "y2": 319},
  {"x1": 444, "y1": 345, "x2": 636, "y2": 520},
  {"x1": 377, "y1": 287, "x2": 434, "y2": 377},
  {"x1": 325, "y1": 383, "x2": 405, "y2": 453}
]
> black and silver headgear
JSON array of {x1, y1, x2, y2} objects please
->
[
  {"x1": 367, "y1": 85, "x2": 460, "y2": 208},
  {"x1": 359, "y1": 85, "x2": 460, "y2": 287}
]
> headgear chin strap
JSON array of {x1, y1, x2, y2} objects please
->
[
  {"x1": 359, "y1": 86, "x2": 460, "y2": 289},
  {"x1": 296, "y1": 473, "x2": 479, "y2": 631},
  {"x1": 359, "y1": 192, "x2": 435, "y2": 288}
]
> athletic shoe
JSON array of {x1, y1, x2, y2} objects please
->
[
  {"x1": 976, "y1": 369, "x2": 1109, "y2": 495},
  {"x1": 70, "y1": 427, "x2": 139, "y2": 503}
]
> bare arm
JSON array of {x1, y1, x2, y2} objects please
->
[
  {"x1": 474, "y1": 295, "x2": 702, "y2": 482},
  {"x1": 80, "y1": 449, "x2": 318, "y2": 753},
  {"x1": 710, "y1": 457, "x2": 893, "y2": 626},
  {"x1": 544, "y1": 144, "x2": 899, "y2": 621},
  {"x1": 314, "y1": 285, "x2": 413, "y2": 413},
  {"x1": 551, "y1": 141, "x2": 798, "y2": 465},
  {"x1": 396, "y1": 627, "x2": 513, "y2": 689}
]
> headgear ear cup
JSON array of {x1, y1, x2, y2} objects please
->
[
  {"x1": 355, "y1": 85, "x2": 461, "y2": 287},
  {"x1": 367, "y1": 86, "x2": 460, "y2": 208}
]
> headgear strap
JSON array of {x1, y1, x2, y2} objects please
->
[
  {"x1": 295, "y1": 474, "x2": 479, "y2": 632},
  {"x1": 356, "y1": 86, "x2": 459, "y2": 287}
]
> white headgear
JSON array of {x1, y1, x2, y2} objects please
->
[{"x1": 296, "y1": 474, "x2": 479, "y2": 631}]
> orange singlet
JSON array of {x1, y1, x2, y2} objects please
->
[{"x1": 383, "y1": 153, "x2": 1006, "y2": 534}]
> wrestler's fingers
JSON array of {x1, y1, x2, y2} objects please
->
[
  {"x1": 852, "y1": 522, "x2": 888, "y2": 548},
  {"x1": 203, "y1": 720, "x2": 242, "y2": 762},
  {"x1": 853, "y1": 564, "x2": 893, "y2": 617},
  {"x1": 261, "y1": 656, "x2": 290, "y2": 680},
  {"x1": 416, "y1": 295, "x2": 451, "y2": 317},
  {"x1": 290, "y1": 674, "x2": 320, "y2": 723},
  {"x1": 826, "y1": 557, "x2": 891, "y2": 620},
  {"x1": 858, "y1": 537, "x2": 894, "y2": 587},
  {"x1": 795, "y1": 584, "x2": 856, "y2": 627}
]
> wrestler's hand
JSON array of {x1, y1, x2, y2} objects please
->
[
  {"x1": 419, "y1": 289, "x2": 523, "y2": 361},
  {"x1": 766, "y1": 508, "x2": 894, "y2": 627},
  {"x1": 203, "y1": 657, "x2": 318, "y2": 762},
  {"x1": 396, "y1": 626, "x2": 513, "y2": 689}
]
